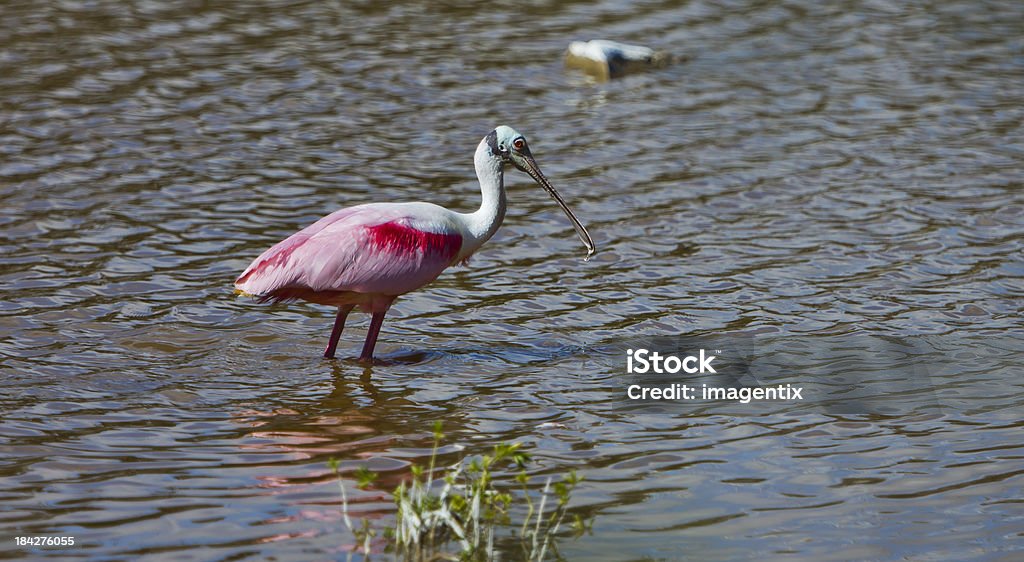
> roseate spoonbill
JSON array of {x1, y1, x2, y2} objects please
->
[{"x1": 235, "y1": 126, "x2": 595, "y2": 362}]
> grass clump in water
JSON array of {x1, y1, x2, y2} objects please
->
[{"x1": 328, "y1": 421, "x2": 589, "y2": 561}]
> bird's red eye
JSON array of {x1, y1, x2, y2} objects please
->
[{"x1": 513, "y1": 138, "x2": 525, "y2": 150}]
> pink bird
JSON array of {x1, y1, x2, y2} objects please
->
[{"x1": 235, "y1": 126, "x2": 595, "y2": 362}]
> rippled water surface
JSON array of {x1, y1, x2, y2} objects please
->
[{"x1": 2, "y1": 1, "x2": 1023, "y2": 560}]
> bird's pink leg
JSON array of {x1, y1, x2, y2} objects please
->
[
  {"x1": 359, "y1": 300, "x2": 394, "y2": 363},
  {"x1": 324, "y1": 305, "x2": 355, "y2": 359}
]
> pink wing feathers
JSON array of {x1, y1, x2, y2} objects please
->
[{"x1": 235, "y1": 203, "x2": 463, "y2": 307}]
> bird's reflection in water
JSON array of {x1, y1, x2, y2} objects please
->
[{"x1": 232, "y1": 359, "x2": 470, "y2": 542}]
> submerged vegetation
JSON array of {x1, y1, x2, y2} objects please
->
[{"x1": 328, "y1": 422, "x2": 590, "y2": 561}]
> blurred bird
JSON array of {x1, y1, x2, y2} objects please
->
[{"x1": 235, "y1": 126, "x2": 595, "y2": 362}]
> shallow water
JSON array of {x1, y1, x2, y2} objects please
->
[{"x1": 2, "y1": 0, "x2": 1023, "y2": 560}]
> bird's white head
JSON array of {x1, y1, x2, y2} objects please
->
[
  {"x1": 484, "y1": 125, "x2": 530, "y2": 165},
  {"x1": 482, "y1": 126, "x2": 596, "y2": 259}
]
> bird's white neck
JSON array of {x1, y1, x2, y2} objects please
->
[{"x1": 457, "y1": 139, "x2": 507, "y2": 259}]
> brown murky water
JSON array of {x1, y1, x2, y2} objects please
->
[{"x1": 2, "y1": 1, "x2": 1023, "y2": 560}]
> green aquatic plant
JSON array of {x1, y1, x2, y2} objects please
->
[{"x1": 328, "y1": 421, "x2": 589, "y2": 561}]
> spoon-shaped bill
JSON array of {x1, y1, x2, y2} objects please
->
[{"x1": 514, "y1": 154, "x2": 596, "y2": 259}]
